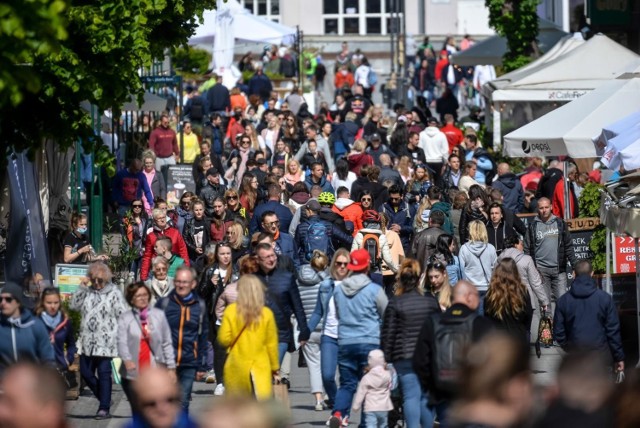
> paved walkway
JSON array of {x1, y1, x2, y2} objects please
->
[{"x1": 65, "y1": 345, "x2": 562, "y2": 427}]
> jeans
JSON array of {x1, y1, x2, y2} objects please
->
[
  {"x1": 334, "y1": 343, "x2": 378, "y2": 416},
  {"x1": 278, "y1": 342, "x2": 289, "y2": 366},
  {"x1": 177, "y1": 366, "x2": 197, "y2": 412},
  {"x1": 538, "y1": 266, "x2": 568, "y2": 318},
  {"x1": 321, "y1": 335, "x2": 339, "y2": 404},
  {"x1": 364, "y1": 411, "x2": 388, "y2": 428},
  {"x1": 478, "y1": 290, "x2": 487, "y2": 315},
  {"x1": 394, "y1": 359, "x2": 434, "y2": 428},
  {"x1": 302, "y1": 332, "x2": 324, "y2": 394},
  {"x1": 79, "y1": 355, "x2": 112, "y2": 411}
]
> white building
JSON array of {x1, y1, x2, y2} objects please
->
[{"x1": 239, "y1": 0, "x2": 494, "y2": 38}]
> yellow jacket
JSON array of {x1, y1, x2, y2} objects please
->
[
  {"x1": 218, "y1": 303, "x2": 279, "y2": 400},
  {"x1": 177, "y1": 132, "x2": 200, "y2": 164}
]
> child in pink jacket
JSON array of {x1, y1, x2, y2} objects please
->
[{"x1": 352, "y1": 349, "x2": 394, "y2": 428}]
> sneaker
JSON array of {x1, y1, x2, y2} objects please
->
[
  {"x1": 95, "y1": 409, "x2": 111, "y2": 420},
  {"x1": 214, "y1": 383, "x2": 225, "y2": 396},
  {"x1": 341, "y1": 415, "x2": 349, "y2": 426},
  {"x1": 315, "y1": 401, "x2": 325, "y2": 411},
  {"x1": 205, "y1": 370, "x2": 216, "y2": 384},
  {"x1": 327, "y1": 413, "x2": 342, "y2": 428}
]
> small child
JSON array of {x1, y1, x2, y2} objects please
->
[
  {"x1": 36, "y1": 287, "x2": 78, "y2": 392},
  {"x1": 352, "y1": 349, "x2": 394, "y2": 428}
]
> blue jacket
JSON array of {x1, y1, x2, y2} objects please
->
[
  {"x1": 380, "y1": 201, "x2": 416, "y2": 256},
  {"x1": 249, "y1": 200, "x2": 294, "y2": 235},
  {"x1": 156, "y1": 291, "x2": 209, "y2": 370},
  {"x1": 276, "y1": 232, "x2": 299, "y2": 270},
  {"x1": 492, "y1": 173, "x2": 524, "y2": 213},
  {"x1": 255, "y1": 257, "x2": 311, "y2": 343},
  {"x1": 0, "y1": 310, "x2": 55, "y2": 370},
  {"x1": 112, "y1": 169, "x2": 154, "y2": 208},
  {"x1": 308, "y1": 277, "x2": 335, "y2": 333},
  {"x1": 554, "y1": 274, "x2": 624, "y2": 363},
  {"x1": 333, "y1": 274, "x2": 388, "y2": 346},
  {"x1": 304, "y1": 174, "x2": 334, "y2": 194},
  {"x1": 42, "y1": 313, "x2": 77, "y2": 370}
]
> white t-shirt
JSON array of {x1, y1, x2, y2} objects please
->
[{"x1": 323, "y1": 280, "x2": 341, "y2": 339}]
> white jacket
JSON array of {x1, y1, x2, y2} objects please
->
[
  {"x1": 419, "y1": 126, "x2": 449, "y2": 163},
  {"x1": 352, "y1": 228, "x2": 398, "y2": 273}
]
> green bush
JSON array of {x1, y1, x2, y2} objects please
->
[{"x1": 578, "y1": 182, "x2": 607, "y2": 273}]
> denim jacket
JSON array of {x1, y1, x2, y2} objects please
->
[{"x1": 307, "y1": 277, "x2": 335, "y2": 333}]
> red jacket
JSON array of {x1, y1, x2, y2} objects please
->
[
  {"x1": 140, "y1": 226, "x2": 189, "y2": 280},
  {"x1": 347, "y1": 152, "x2": 374, "y2": 176},
  {"x1": 552, "y1": 180, "x2": 578, "y2": 219},
  {"x1": 440, "y1": 124, "x2": 464, "y2": 153}
]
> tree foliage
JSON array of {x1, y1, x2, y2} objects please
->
[
  {"x1": 578, "y1": 182, "x2": 607, "y2": 274},
  {"x1": 0, "y1": 0, "x2": 215, "y2": 161},
  {"x1": 172, "y1": 46, "x2": 212, "y2": 77},
  {"x1": 485, "y1": 0, "x2": 540, "y2": 72}
]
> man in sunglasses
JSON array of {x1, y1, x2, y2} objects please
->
[
  {"x1": 249, "y1": 184, "x2": 293, "y2": 235},
  {"x1": 0, "y1": 282, "x2": 55, "y2": 371}
]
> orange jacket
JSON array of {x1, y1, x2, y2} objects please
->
[
  {"x1": 332, "y1": 199, "x2": 364, "y2": 236},
  {"x1": 334, "y1": 72, "x2": 355, "y2": 91}
]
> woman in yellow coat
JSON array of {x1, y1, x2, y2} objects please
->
[{"x1": 218, "y1": 274, "x2": 280, "y2": 400}]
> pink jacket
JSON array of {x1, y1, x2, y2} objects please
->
[{"x1": 352, "y1": 366, "x2": 393, "y2": 412}]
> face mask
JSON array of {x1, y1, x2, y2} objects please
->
[
  {"x1": 341, "y1": 70, "x2": 348, "y2": 76},
  {"x1": 77, "y1": 227, "x2": 87, "y2": 234}
]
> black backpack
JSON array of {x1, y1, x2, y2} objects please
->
[
  {"x1": 189, "y1": 96, "x2": 205, "y2": 121},
  {"x1": 431, "y1": 312, "x2": 477, "y2": 395}
]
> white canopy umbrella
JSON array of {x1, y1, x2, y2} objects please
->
[
  {"x1": 503, "y1": 75, "x2": 640, "y2": 158},
  {"x1": 189, "y1": 1, "x2": 296, "y2": 47},
  {"x1": 594, "y1": 111, "x2": 640, "y2": 156},
  {"x1": 601, "y1": 125, "x2": 640, "y2": 171}
]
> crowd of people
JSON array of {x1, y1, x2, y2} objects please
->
[{"x1": 0, "y1": 39, "x2": 634, "y2": 428}]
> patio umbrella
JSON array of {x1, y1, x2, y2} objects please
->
[
  {"x1": 503, "y1": 76, "x2": 640, "y2": 158},
  {"x1": 593, "y1": 111, "x2": 640, "y2": 156}
]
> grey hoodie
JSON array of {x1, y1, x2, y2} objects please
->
[
  {"x1": 499, "y1": 248, "x2": 549, "y2": 306},
  {"x1": 459, "y1": 241, "x2": 497, "y2": 291},
  {"x1": 334, "y1": 274, "x2": 388, "y2": 345}
]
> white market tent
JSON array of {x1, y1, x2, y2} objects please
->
[
  {"x1": 189, "y1": 1, "x2": 296, "y2": 47},
  {"x1": 503, "y1": 74, "x2": 640, "y2": 158},
  {"x1": 484, "y1": 34, "x2": 640, "y2": 148}
]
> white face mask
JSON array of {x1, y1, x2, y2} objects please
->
[{"x1": 341, "y1": 70, "x2": 348, "y2": 76}]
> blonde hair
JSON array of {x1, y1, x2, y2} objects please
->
[
  {"x1": 353, "y1": 138, "x2": 367, "y2": 153},
  {"x1": 414, "y1": 197, "x2": 433, "y2": 230},
  {"x1": 287, "y1": 158, "x2": 301, "y2": 175},
  {"x1": 236, "y1": 274, "x2": 266, "y2": 328},
  {"x1": 141, "y1": 149, "x2": 156, "y2": 163},
  {"x1": 227, "y1": 222, "x2": 245, "y2": 249},
  {"x1": 330, "y1": 248, "x2": 351, "y2": 279},
  {"x1": 310, "y1": 250, "x2": 329, "y2": 272},
  {"x1": 428, "y1": 262, "x2": 453, "y2": 309},
  {"x1": 468, "y1": 220, "x2": 488, "y2": 243}
]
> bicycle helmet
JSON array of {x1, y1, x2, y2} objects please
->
[
  {"x1": 318, "y1": 192, "x2": 336, "y2": 205},
  {"x1": 362, "y1": 210, "x2": 381, "y2": 223}
]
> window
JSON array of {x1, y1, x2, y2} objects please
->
[
  {"x1": 241, "y1": 0, "x2": 280, "y2": 22},
  {"x1": 322, "y1": 0, "x2": 401, "y2": 35}
]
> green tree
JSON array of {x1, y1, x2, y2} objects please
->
[
  {"x1": 0, "y1": 0, "x2": 215, "y2": 162},
  {"x1": 172, "y1": 46, "x2": 212, "y2": 76},
  {"x1": 485, "y1": 0, "x2": 540, "y2": 71}
]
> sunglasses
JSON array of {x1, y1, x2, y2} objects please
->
[
  {"x1": 335, "y1": 261, "x2": 348, "y2": 267},
  {"x1": 0, "y1": 296, "x2": 15, "y2": 303},
  {"x1": 428, "y1": 261, "x2": 445, "y2": 270},
  {"x1": 91, "y1": 277, "x2": 107, "y2": 284},
  {"x1": 141, "y1": 395, "x2": 181, "y2": 409},
  {"x1": 132, "y1": 204, "x2": 143, "y2": 208},
  {"x1": 226, "y1": 195, "x2": 238, "y2": 200},
  {"x1": 361, "y1": 198, "x2": 372, "y2": 202}
]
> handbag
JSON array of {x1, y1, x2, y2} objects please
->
[
  {"x1": 535, "y1": 310, "x2": 554, "y2": 358},
  {"x1": 298, "y1": 349, "x2": 307, "y2": 368},
  {"x1": 273, "y1": 379, "x2": 290, "y2": 412}
]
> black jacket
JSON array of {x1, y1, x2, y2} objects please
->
[
  {"x1": 182, "y1": 217, "x2": 211, "y2": 263},
  {"x1": 413, "y1": 303, "x2": 492, "y2": 402},
  {"x1": 382, "y1": 290, "x2": 440, "y2": 362},
  {"x1": 412, "y1": 226, "x2": 446, "y2": 267},
  {"x1": 484, "y1": 288, "x2": 533, "y2": 345},
  {"x1": 554, "y1": 274, "x2": 624, "y2": 363},
  {"x1": 525, "y1": 216, "x2": 577, "y2": 272},
  {"x1": 486, "y1": 220, "x2": 517, "y2": 256},
  {"x1": 458, "y1": 207, "x2": 487, "y2": 244},
  {"x1": 536, "y1": 168, "x2": 563, "y2": 200},
  {"x1": 255, "y1": 257, "x2": 311, "y2": 343}
]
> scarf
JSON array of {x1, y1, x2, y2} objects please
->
[{"x1": 41, "y1": 311, "x2": 62, "y2": 330}]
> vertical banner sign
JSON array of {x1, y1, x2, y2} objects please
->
[
  {"x1": 4, "y1": 151, "x2": 52, "y2": 284},
  {"x1": 613, "y1": 235, "x2": 637, "y2": 274},
  {"x1": 165, "y1": 164, "x2": 196, "y2": 208}
]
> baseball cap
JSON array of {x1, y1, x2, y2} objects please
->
[
  {"x1": 369, "y1": 132, "x2": 381, "y2": 141},
  {"x1": 347, "y1": 249, "x2": 370, "y2": 272},
  {"x1": 306, "y1": 200, "x2": 321, "y2": 212}
]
